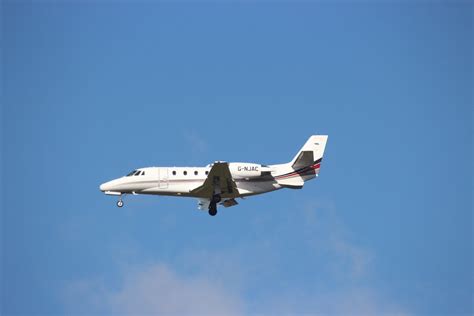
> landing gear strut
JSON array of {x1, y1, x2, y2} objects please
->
[{"x1": 208, "y1": 194, "x2": 221, "y2": 216}]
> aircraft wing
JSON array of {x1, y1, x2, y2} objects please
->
[{"x1": 191, "y1": 162, "x2": 238, "y2": 198}]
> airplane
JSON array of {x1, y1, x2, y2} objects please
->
[{"x1": 99, "y1": 135, "x2": 328, "y2": 216}]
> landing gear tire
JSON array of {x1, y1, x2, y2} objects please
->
[
  {"x1": 208, "y1": 203, "x2": 217, "y2": 216},
  {"x1": 117, "y1": 200, "x2": 124, "y2": 208}
]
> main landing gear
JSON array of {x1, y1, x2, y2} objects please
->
[
  {"x1": 209, "y1": 203, "x2": 217, "y2": 216},
  {"x1": 208, "y1": 194, "x2": 221, "y2": 216}
]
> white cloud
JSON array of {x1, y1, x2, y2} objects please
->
[
  {"x1": 64, "y1": 263, "x2": 243, "y2": 316},
  {"x1": 244, "y1": 199, "x2": 410, "y2": 315},
  {"x1": 331, "y1": 237, "x2": 373, "y2": 278},
  {"x1": 301, "y1": 200, "x2": 374, "y2": 279},
  {"x1": 63, "y1": 199, "x2": 410, "y2": 316}
]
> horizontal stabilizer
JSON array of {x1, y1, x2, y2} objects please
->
[{"x1": 276, "y1": 178, "x2": 304, "y2": 189}]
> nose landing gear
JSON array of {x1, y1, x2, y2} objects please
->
[{"x1": 116, "y1": 194, "x2": 125, "y2": 208}]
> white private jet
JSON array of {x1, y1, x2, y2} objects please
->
[{"x1": 100, "y1": 135, "x2": 328, "y2": 216}]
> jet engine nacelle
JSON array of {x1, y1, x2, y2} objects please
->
[{"x1": 229, "y1": 163, "x2": 272, "y2": 179}]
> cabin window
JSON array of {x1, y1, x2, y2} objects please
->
[
  {"x1": 141, "y1": 171, "x2": 145, "y2": 176},
  {"x1": 194, "y1": 171, "x2": 198, "y2": 175},
  {"x1": 172, "y1": 171, "x2": 176, "y2": 175},
  {"x1": 205, "y1": 171, "x2": 209, "y2": 175},
  {"x1": 183, "y1": 171, "x2": 187, "y2": 175}
]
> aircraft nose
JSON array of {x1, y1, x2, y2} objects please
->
[{"x1": 100, "y1": 182, "x2": 109, "y2": 192}]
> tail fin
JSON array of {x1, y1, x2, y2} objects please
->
[
  {"x1": 274, "y1": 135, "x2": 328, "y2": 188},
  {"x1": 290, "y1": 135, "x2": 328, "y2": 169}
]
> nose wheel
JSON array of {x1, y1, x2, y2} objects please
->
[{"x1": 117, "y1": 198, "x2": 124, "y2": 208}]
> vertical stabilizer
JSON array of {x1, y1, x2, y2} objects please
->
[
  {"x1": 274, "y1": 135, "x2": 328, "y2": 186},
  {"x1": 290, "y1": 135, "x2": 328, "y2": 168}
]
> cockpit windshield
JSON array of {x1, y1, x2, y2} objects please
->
[
  {"x1": 126, "y1": 170, "x2": 145, "y2": 177},
  {"x1": 126, "y1": 170, "x2": 137, "y2": 176}
]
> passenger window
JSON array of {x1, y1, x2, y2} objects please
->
[
  {"x1": 194, "y1": 171, "x2": 198, "y2": 175},
  {"x1": 172, "y1": 171, "x2": 176, "y2": 175},
  {"x1": 183, "y1": 171, "x2": 187, "y2": 175},
  {"x1": 205, "y1": 171, "x2": 209, "y2": 175}
]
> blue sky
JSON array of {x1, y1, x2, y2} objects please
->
[{"x1": 2, "y1": 1, "x2": 472, "y2": 315}]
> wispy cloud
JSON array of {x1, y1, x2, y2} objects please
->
[
  {"x1": 331, "y1": 237, "x2": 373, "y2": 279},
  {"x1": 63, "y1": 199, "x2": 410, "y2": 316},
  {"x1": 245, "y1": 199, "x2": 409, "y2": 315},
  {"x1": 301, "y1": 200, "x2": 374, "y2": 279},
  {"x1": 64, "y1": 263, "x2": 243, "y2": 316}
]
